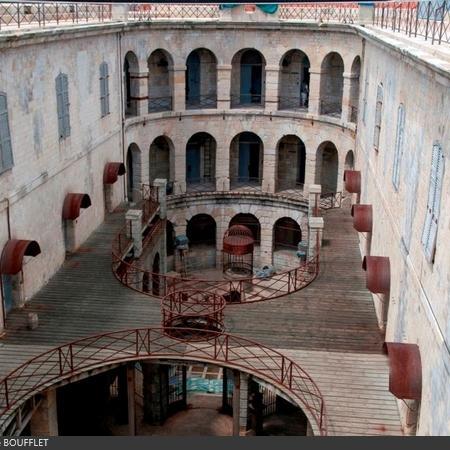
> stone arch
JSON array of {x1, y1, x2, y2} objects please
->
[
  {"x1": 278, "y1": 49, "x2": 311, "y2": 111},
  {"x1": 126, "y1": 143, "x2": 141, "y2": 202},
  {"x1": 186, "y1": 214, "x2": 217, "y2": 247},
  {"x1": 320, "y1": 52, "x2": 344, "y2": 117},
  {"x1": 124, "y1": 51, "x2": 139, "y2": 116},
  {"x1": 149, "y1": 136, "x2": 175, "y2": 187},
  {"x1": 185, "y1": 132, "x2": 217, "y2": 190},
  {"x1": 315, "y1": 141, "x2": 339, "y2": 193},
  {"x1": 229, "y1": 213, "x2": 261, "y2": 243},
  {"x1": 186, "y1": 48, "x2": 217, "y2": 109},
  {"x1": 345, "y1": 150, "x2": 355, "y2": 170},
  {"x1": 349, "y1": 56, "x2": 361, "y2": 122},
  {"x1": 147, "y1": 49, "x2": 174, "y2": 112},
  {"x1": 273, "y1": 217, "x2": 302, "y2": 250},
  {"x1": 231, "y1": 49, "x2": 266, "y2": 107},
  {"x1": 276, "y1": 135, "x2": 306, "y2": 192}
]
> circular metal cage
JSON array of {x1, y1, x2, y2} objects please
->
[
  {"x1": 162, "y1": 289, "x2": 226, "y2": 340},
  {"x1": 222, "y1": 225, "x2": 255, "y2": 276}
]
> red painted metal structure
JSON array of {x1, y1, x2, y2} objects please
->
[
  {"x1": 103, "y1": 162, "x2": 126, "y2": 185},
  {"x1": 0, "y1": 327, "x2": 327, "y2": 435},
  {"x1": 62, "y1": 193, "x2": 92, "y2": 220},
  {"x1": 222, "y1": 225, "x2": 255, "y2": 275},
  {"x1": 384, "y1": 343, "x2": 422, "y2": 401},
  {"x1": 162, "y1": 289, "x2": 225, "y2": 339},
  {"x1": 351, "y1": 204, "x2": 373, "y2": 233},
  {"x1": 343, "y1": 170, "x2": 361, "y2": 194},
  {"x1": 362, "y1": 256, "x2": 391, "y2": 294},
  {"x1": 0, "y1": 240, "x2": 41, "y2": 275}
]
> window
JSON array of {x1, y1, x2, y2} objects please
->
[
  {"x1": 392, "y1": 104, "x2": 405, "y2": 190},
  {"x1": 99, "y1": 62, "x2": 110, "y2": 117},
  {"x1": 55, "y1": 73, "x2": 70, "y2": 139},
  {"x1": 421, "y1": 142, "x2": 444, "y2": 263},
  {"x1": 373, "y1": 83, "x2": 383, "y2": 150},
  {"x1": 0, "y1": 93, "x2": 13, "y2": 173}
]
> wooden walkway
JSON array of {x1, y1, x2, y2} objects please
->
[{"x1": 0, "y1": 205, "x2": 402, "y2": 435}]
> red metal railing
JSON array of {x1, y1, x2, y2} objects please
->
[
  {"x1": 0, "y1": 327, "x2": 327, "y2": 435},
  {"x1": 374, "y1": 1, "x2": 450, "y2": 45}
]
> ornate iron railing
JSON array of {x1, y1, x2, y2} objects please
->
[
  {"x1": 0, "y1": 327, "x2": 327, "y2": 435},
  {"x1": 373, "y1": 1, "x2": 450, "y2": 45},
  {"x1": 279, "y1": 2, "x2": 359, "y2": 23},
  {"x1": 129, "y1": 3, "x2": 220, "y2": 20}
]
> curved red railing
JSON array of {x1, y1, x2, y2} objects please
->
[{"x1": 0, "y1": 327, "x2": 327, "y2": 435}]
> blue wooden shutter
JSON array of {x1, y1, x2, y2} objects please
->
[
  {"x1": 422, "y1": 143, "x2": 444, "y2": 262},
  {"x1": 0, "y1": 93, "x2": 13, "y2": 172},
  {"x1": 392, "y1": 104, "x2": 405, "y2": 190},
  {"x1": 61, "y1": 74, "x2": 70, "y2": 137},
  {"x1": 100, "y1": 62, "x2": 110, "y2": 117}
]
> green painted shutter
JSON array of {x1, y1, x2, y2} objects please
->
[
  {"x1": 0, "y1": 93, "x2": 13, "y2": 171},
  {"x1": 392, "y1": 104, "x2": 405, "y2": 190}
]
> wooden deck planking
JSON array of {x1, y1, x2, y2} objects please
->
[{"x1": 0, "y1": 205, "x2": 402, "y2": 435}]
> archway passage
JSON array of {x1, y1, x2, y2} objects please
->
[
  {"x1": 276, "y1": 135, "x2": 306, "y2": 192},
  {"x1": 229, "y1": 214, "x2": 261, "y2": 244},
  {"x1": 124, "y1": 51, "x2": 139, "y2": 116},
  {"x1": 273, "y1": 218, "x2": 302, "y2": 250},
  {"x1": 231, "y1": 49, "x2": 265, "y2": 107},
  {"x1": 186, "y1": 49, "x2": 217, "y2": 109},
  {"x1": 278, "y1": 50, "x2": 310, "y2": 110},
  {"x1": 149, "y1": 136, "x2": 173, "y2": 191},
  {"x1": 230, "y1": 132, "x2": 263, "y2": 189},
  {"x1": 126, "y1": 143, "x2": 141, "y2": 202},
  {"x1": 185, "y1": 133, "x2": 216, "y2": 192},
  {"x1": 148, "y1": 49, "x2": 173, "y2": 112},
  {"x1": 186, "y1": 214, "x2": 216, "y2": 247},
  {"x1": 320, "y1": 52, "x2": 344, "y2": 117},
  {"x1": 316, "y1": 142, "x2": 338, "y2": 193}
]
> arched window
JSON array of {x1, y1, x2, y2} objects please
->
[
  {"x1": 185, "y1": 133, "x2": 216, "y2": 192},
  {"x1": 392, "y1": 104, "x2": 405, "y2": 190},
  {"x1": 148, "y1": 49, "x2": 173, "y2": 113},
  {"x1": 126, "y1": 143, "x2": 141, "y2": 202},
  {"x1": 276, "y1": 135, "x2": 306, "y2": 192},
  {"x1": 149, "y1": 136, "x2": 174, "y2": 185},
  {"x1": 187, "y1": 214, "x2": 216, "y2": 246},
  {"x1": 124, "y1": 51, "x2": 139, "y2": 116},
  {"x1": 230, "y1": 132, "x2": 263, "y2": 188},
  {"x1": 316, "y1": 142, "x2": 338, "y2": 193},
  {"x1": 320, "y1": 52, "x2": 344, "y2": 116},
  {"x1": 278, "y1": 50, "x2": 310, "y2": 111},
  {"x1": 273, "y1": 218, "x2": 302, "y2": 250}
]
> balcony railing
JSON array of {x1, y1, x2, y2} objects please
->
[
  {"x1": 230, "y1": 94, "x2": 265, "y2": 109},
  {"x1": 230, "y1": 177, "x2": 263, "y2": 192},
  {"x1": 148, "y1": 96, "x2": 172, "y2": 113},
  {"x1": 320, "y1": 100, "x2": 342, "y2": 118},
  {"x1": 186, "y1": 177, "x2": 216, "y2": 193},
  {"x1": 185, "y1": 94, "x2": 217, "y2": 110},
  {"x1": 278, "y1": 96, "x2": 309, "y2": 111},
  {"x1": 374, "y1": 1, "x2": 450, "y2": 45},
  {"x1": 349, "y1": 105, "x2": 358, "y2": 123},
  {"x1": 279, "y1": 2, "x2": 359, "y2": 23}
]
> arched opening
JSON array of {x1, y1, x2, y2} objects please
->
[
  {"x1": 166, "y1": 221, "x2": 175, "y2": 257},
  {"x1": 186, "y1": 214, "x2": 217, "y2": 272},
  {"x1": 230, "y1": 132, "x2": 263, "y2": 189},
  {"x1": 278, "y1": 50, "x2": 310, "y2": 111},
  {"x1": 320, "y1": 52, "x2": 344, "y2": 117},
  {"x1": 272, "y1": 218, "x2": 303, "y2": 270},
  {"x1": 231, "y1": 49, "x2": 265, "y2": 108},
  {"x1": 315, "y1": 142, "x2": 338, "y2": 193},
  {"x1": 186, "y1": 48, "x2": 217, "y2": 109},
  {"x1": 152, "y1": 253, "x2": 160, "y2": 296},
  {"x1": 276, "y1": 135, "x2": 306, "y2": 192},
  {"x1": 124, "y1": 51, "x2": 139, "y2": 116},
  {"x1": 345, "y1": 150, "x2": 355, "y2": 170},
  {"x1": 149, "y1": 136, "x2": 174, "y2": 192},
  {"x1": 349, "y1": 56, "x2": 361, "y2": 122},
  {"x1": 229, "y1": 214, "x2": 260, "y2": 244},
  {"x1": 126, "y1": 143, "x2": 141, "y2": 202},
  {"x1": 148, "y1": 49, "x2": 173, "y2": 113},
  {"x1": 185, "y1": 132, "x2": 216, "y2": 192}
]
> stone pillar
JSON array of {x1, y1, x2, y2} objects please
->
[
  {"x1": 172, "y1": 65, "x2": 186, "y2": 111},
  {"x1": 259, "y1": 222, "x2": 273, "y2": 267},
  {"x1": 308, "y1": 217, "x2": 324, "y2": 260},
  {"x1": 64, "y1": 220, "x2": 76, "y2": 254},
  {"x1": 174, "y1": 143, "x2": 186, "y2": 195},
  {"x1": 264, "y1": 65, "x2": 279, "y2": 112},
  {"x1": 308, "y1": 68, "x2": 322, "y2": 116},
  {"x1": 262, "y1": 146, "x2": 276, "y2": 194},
  {"x1": 30, "y1": 389, "x2": 58, "y2": 436},
  {"x1": 239, "y1": 373, "x2": 249, "y2": 436},
  {"x1": 127, "y1": 364, "x2": 136, "y2": 436},
  {"x1": 232, "y1": 370, "x2": 240, "y2": 436},
  {"x1": 142, "y1": 362, "x2": 169, "y2": 425},
  {"x1": 216, "y1": 143, "x2": 230, "y2": 192},
  {"x1": 153, "y1": 179, "x2": 167, "y2": 219},
  {"x1": 217, "y1": 64, "x2": 232, "y2": 110},
  {"x1": 130, "y1": 70, "x2": 149, "y2": 116},
  {"x1": 216, "y1": 217, "x2": 227, "y2": 268},
  {"x1": 341, "y1": 73, "x2": 354, "y2": 123},
  {"x1": 126, "y1": 209, "x2": 143, "y2": 258},
  {"x1": 308, "y1": 184, "x2": 322, "y2": 218},
  {"x1": 304, "y1": 151, "x2": 316, "y2": 191}
]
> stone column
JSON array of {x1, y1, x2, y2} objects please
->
[
  {"x1": 217, "y1": 64, "x2": 232, "y2": 110},
  {"x1": 308, "y1": 184, "x2": 322, "y2": 218},
  {"x1": 308, "y1": 216, "x2": 324, "y2": 260},
  {"x1": 262, "y1": 145, "x2": 276, "y2": 194},
  {"x1": 126, "y1": 209, "x2": 143, "y2": 258},
  {"x1": 232, "y1": 370, "x2": 241, "y2": 436},
  {"x1": 64, "y1": 220, "x2": 77, "y2": 254},
  {"x1": 127, "y1": 364, "x2": 136, "y2": 436},
  {"x1": 153, "y1": 179, "x2": 167, "y2": 219},
  {"x1": 130, "y1": 70, "x2": 149, "y2": 116},
  {"x1": 341, "y1": 73, "x2": 354, "y2": 123},
  {"x1": 264, "y1": 65, "x2": 279, "y2": 112},
  {"x1": 216, "y1": 142, "x2": 230, "y2": 192},
  {"x1": 174, "y1": 143, "x2": 186, "y2": 195},
  {"x1": 142, "y1": 362, "x2": 169, "y2": 425},
  {"x1": 30, "y1": 389, "x2": 58, "y2": 436},
  {"x1": 259, "y1": 222, "x2": 273, "y2": 267},
  {"x1": 216, "y1": 217, "x2": 227, "y2": 268},
  {"x1": 304, "y1": 151, "x2": 316, "y2": 191},
  {"x1": 308, "y1": 68, "x2": 322, "y2": 116},
  {"x1": 172, "y1": 65, "x2": 186, "y2": 111}
]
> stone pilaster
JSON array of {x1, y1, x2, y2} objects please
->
[
  {"x1": 308, "y1": 216, "x2": 324, "y2": 260},
  {"x1": 153, "y1": 179, "x2": 167, "y2": 219},
  {"x1": 308, "y1": 184, "x2": 322, "y2": 218},
  {"x1": 262, "y1": 146, "x2": 276, "y2": 194},
  {"x1": 30, "y1": 389, "x2": 58, "y2": 436},
  {"x1": 172, "y1": 65, "x2": 186, "y2": 111},
  {"x1": 130, "y1": 70, "x2": 149, "y2": 116},
  {"x1": 308, "y1": 68, "x2": 322, "y2": 116},
  {"x1": 216, "y1": 143, "x2": 230, "y2": 192},
  {"x1": 342, "y1": 72, "x2": 355, "y2": 123},
  {"x1": 217, "y1": 64, "x2": 232, "y2": 110},
  {"x1": 264, "y1": 65, "x2": 279, "y2": 112},
  {"x1": 259, "y1": 222, "x2": 273, "y2": 266},
  {"x1": 126, "y1": 209, "x2": 143, "y2": 258}
]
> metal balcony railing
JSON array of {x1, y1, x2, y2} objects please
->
[
  {"x1": 185, "y1": 94, "x2": 217, "y2": 110},
  {"x1": 186, "y1": 177, "x2": 216, "y2": 193},
  {"x1": 148, "y1": 96, "x2": 172, "y2": 113},
  {"x1": 230, "y1": 94, "x2": 265, "y2": 109},
  {"x1": 278, "y1": 96, "x2": 309, "y2": 111}
]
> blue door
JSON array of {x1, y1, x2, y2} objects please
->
[
  {"x1": 240, "y1": 65, "x2": 252, "y2": 105},
  {"x1": 239, "y1": 143, "x2": 251, "y2": 181},
  {"x1": 187, "y1": 146, "x2": 201, "y2": 182},
  {"x1": 2, "y1": 275, "x2": 13, "y2": 314}
]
